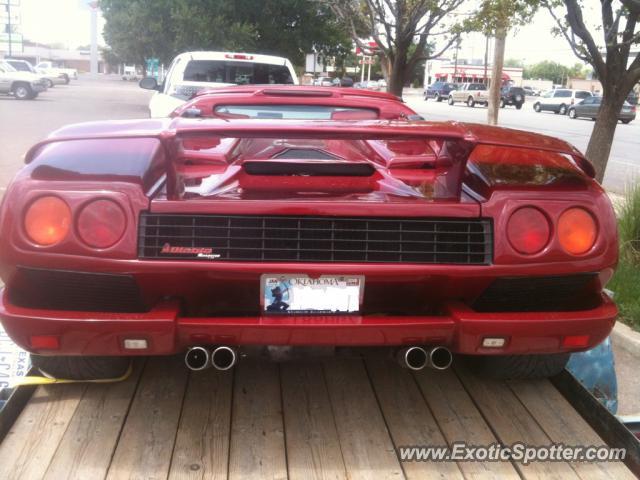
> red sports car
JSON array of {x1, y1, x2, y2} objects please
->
[{"x1": 0, "y1": 86, "x2": 617, "y2": 379}]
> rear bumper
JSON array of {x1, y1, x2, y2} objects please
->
[{"x1": 0, "y1": 288, "x2": 616, "y2": 356}]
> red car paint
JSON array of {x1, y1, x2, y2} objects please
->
[{"x1": 0, "y1": 87, "x2": 618, "y2": 357}]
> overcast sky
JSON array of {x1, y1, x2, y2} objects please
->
[{"x1": 15, "y1": 0, "x2": 597, "y2": 67}]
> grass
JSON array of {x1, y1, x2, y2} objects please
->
[{"x1": 608, "y1": 183, "x2": 640, "y2": 331}]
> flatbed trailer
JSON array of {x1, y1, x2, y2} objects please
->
[{"x1": 0, "y1": 355, "x2": 638, "y2": 479}]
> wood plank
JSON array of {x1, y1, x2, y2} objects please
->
[
  {"x1": 509, "y1": 378, "x2": 636, "y2": 480},
  {"x1": 43, "y1": 361, "x2": 144, "y2": 480},
  {"x1": 455, "y1": 365, "x2": 581, "y2": 480},
  {"x1": 168, "y1": 368, "x2": 233, "y2": 480},
  {"x1": 281, "y1": 361, "x2": 347, "y2": 480},
  {"x1": 322, "y1": 358, "x2": 404, "y2": 480},
  {"x1": 413, "y1": 367, "x2": 520, "y2": 479},
  {"x1": 365, "y1": 357, "x2": 464, "y2": 480},
  {"x1": 0, "y1": 383, "x2": 87, "y2": 480},
  {"x1": 228, "y1": 360, "x2": 287, "y2": 480},
  {"x1": 106, "y1": 357, "x2": 188, "y2": 480}
]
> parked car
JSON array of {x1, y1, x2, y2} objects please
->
[
  {"x1": 626, "y1": 91, "x2": 638, "y2": 106},
  {"x1": 331, "y1": 77, "x2": 354, "y2": 87},
  {"x1": 377, "y1": 79, "x2": 387, "y2": 91},
  {"x1": 424, "y1": 81, "x2": 457, "y2": 102},
  {"x1": 568, "y1": 97, "x2": 636, "y2": 124},
  {"x1": 139, "y1": 51, "x2": 299, "y2": 117},
  {"x1": 448, "y1": 82, "x2": 489, "y2": 107},
  {"x1": 500, "y1": 86, "x2": 525, "y2": 109},
  {"x1": 522, "y1": 86, "x2": 540, "y2": 96},
  {"x1": 365, "y1": 80, "x2": 380, "y2": 91},
  {"x1": 5, "y1": 59, "x2": 66, "y2": 88},
  {"x1": 0, "y1": 84, "x2": 617, "y2": 382},
  {"x1": 122, "y1": 65, "x2": 140, "y2": 81},
  {"x1": 0, "y1": 61, "x2": 48, "y2": 99},
  {"x1": 35, "y1": 61, "x2": 78, "y2": 84},
  {"x1": 314, "y1": 76, "x2": 333, "y2": 87},
  {"x1": 533, "y1": 89, "x2": 592, "y2": 114}
]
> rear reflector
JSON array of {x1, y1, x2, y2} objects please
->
[
  {"x1": 562, "y1": 335, "x2": 590, "y2": 348},
  {"x1": 123, "y1": 339, "x2": 148, "y2": 350},
  {"x1": 30, "y1": 335, "x2": 60, "y2": 350},
  {"x1": 482, "y1": 337, "x2": 506, "y2": 348}
]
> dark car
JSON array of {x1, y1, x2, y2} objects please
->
[
  {"x1": 424, "y1": 81, "x2": 457, "y2": 102},
  {"x1": 331, "y1": 77, "x2": 354, "y2": 87},
  {"x1": 500, "y1": 86, "x2": 525, "y2": 109},
  {"x1": 568, "y1": 96, "x2": 636, "y2": 124}
]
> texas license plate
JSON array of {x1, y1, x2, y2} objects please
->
[{"x1": 261, "y1": 275, "x2": 364, "y2": 314}]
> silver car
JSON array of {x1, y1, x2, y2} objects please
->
[
  {"x1": 568, "y1": 96, "x2": 636, "y2": 124},
  {"x1": 0, "y1": 61, "x2": 47, "y2": 99},
  {"x1": 5, "y1": 59, "x2": 66, "y2": 88}
]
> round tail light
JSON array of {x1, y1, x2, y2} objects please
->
[
  {"x1": 77, "y1": 199, "x2": 126, "y2": 248},
  {"x1": 558, "y1": 208, "x2": 597, "y2": 255},
  {"x1": 24, "y1": 196, "x2": 71, "y2": 246},
  {"x1": 507, "y1": 207, "x2": 550, "y2": 255}
]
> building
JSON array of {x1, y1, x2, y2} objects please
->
[
  {"x1": 1, "y1": 43, "x2": 106, "y2": 73},
  {"x1": 424, "y1": 58, "x2": 523, "y2": 87}
]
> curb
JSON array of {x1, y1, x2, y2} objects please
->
[{"x1": 612, "y1": 321, "x2": 640, "y2": 356}]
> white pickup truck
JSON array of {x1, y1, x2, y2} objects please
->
[
  {"x1": 447, "y1": 82, "x2": 489, "y2": 107},
  {"x1": 35, "y1": 61, "x2": 78, "y2": 84}
]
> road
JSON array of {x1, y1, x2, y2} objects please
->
[
  {"x1": 404, "y1": 91, "x2": 640, "y2": 194},
  {"x1": 0, "y1": 77, "x2": 637, "y2": 414}
]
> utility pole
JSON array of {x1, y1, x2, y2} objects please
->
[
  {"x1": 89, "y1": 1, "x2": 98, "y2": 75},
  {"x1": 453, "y1": 38, "x2": 461, "y2": 81},
  {"x1": 483, "y1": 35, "x2": 489, "y2": 85},
  {"x1": 7, "y1": 0, "x2": 12, "y2": 57}
]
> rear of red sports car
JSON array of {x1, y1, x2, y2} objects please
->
[{"x1": 0, "y1": 87, "x2": 618, "y2": 379}]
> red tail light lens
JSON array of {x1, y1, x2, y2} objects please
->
[
  {"x1": 507, "y1": 207, "x2": 550, "y2": 255},
  {"x1": 558, "y1": 208, "x2": 597, "y2": 255},
  {"x1": 77, "y1": 199, "x2": 126, "y2": 248},
  {"x1": 24, "y1": 196, "x2": 71, "y2": 246}
]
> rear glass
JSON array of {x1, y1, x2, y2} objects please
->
[
  {"x1": 575, "y1": 91, "x2": 592, "y2": 99},
  {"x1": 213, "y1": 104, "x2": 378, "y2": 120},
  {"x1": 555, "y1": 90, "x2": 571, "y2": 97},
  {"x1": 183, "y1": 60, "x2": 294, "y2": 85}
]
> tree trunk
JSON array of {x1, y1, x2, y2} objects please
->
[
  {"x1": 586, "y1": 92, "x2": 626, "y2": 183},
  {"x1": 487, "y1": 28, "x2": 506, "y2": 126}
]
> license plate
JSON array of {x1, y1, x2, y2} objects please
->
[{"x1": 261, "y1": 275, "x2": 364, "y2": 314}]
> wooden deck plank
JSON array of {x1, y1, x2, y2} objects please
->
[
  {"x1": 106, "y1": 357, "x2": 188, "y2": 480},
  {"x1": 365, "y1": 357, "x2": 465, "y2": 480},
  {"x1": 228, "y1": 360, "x2": 287, "y2": 480},
  {"x1": 413, "y1": 367, "x2": 520, "y2": 479},
  {"x1": 281, "y1": 361, "x2": 347, "y2": 480},
  {"x1": 509, "y1": 378, "x2": 636, "y2": 480},
  {"x1": 323, "y1": 358, "x2": 404, "y2": 480},
  {"x1": 43, "y1": 362, "x2": 144, "y2": 480},
  {"x1": 455, "y1": 366, "x2": 581, "y2": 480},
  {"x1": 168, "y1": 368, "x2": 233, "y2": 480},
  {"x1": 0, "y1": 383, "x2": 87, "y2": 480}
]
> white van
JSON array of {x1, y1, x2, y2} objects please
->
[{"x1": 140, "y1": 51, "x2": 299, "y2": 117}]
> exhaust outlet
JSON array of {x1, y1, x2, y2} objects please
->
[
  {"x1": 211, "y1": 346, "x2": 237, "y2": 371},
  {"x1": 427, "y1": 346, "x2": 453, "y2": 370},
  {"x1": 397, "y1": 346, "x2": 428, "y2": 371},
  {"x1": 185, "y1": 346, "x2": 210, "y2": 371}
]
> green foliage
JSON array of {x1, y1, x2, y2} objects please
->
[
  {"x1": 523, "y1": 60, "x2": 585, "y2": 84},
  {"x1": 504, "y1": 58, "x2": 524, "y2": 68},
  {"x1": 462, "y1": 0, "x2": 539, "y2": 35},
  {"x1": 618, "y1": 183, "x2": 640, "y2": 264}
]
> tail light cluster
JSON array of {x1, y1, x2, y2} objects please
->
[
  {"x1": 507, "y1": 206, "x2": 597, "y2": 256},
  {"x1": 24, "y1": 196, "x2": 126, "y2": 249}
]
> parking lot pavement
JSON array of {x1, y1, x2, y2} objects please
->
[
  {"x1": 0, "y1": 75, "x2": 153, "y2": 190},
  {"x1": 405, "y1": 92, "x2": 640, "y2": 194}
]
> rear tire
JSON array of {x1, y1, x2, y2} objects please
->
[
  {"x1": 468, "y1": 353, "x2": 570, "y2": 380},
  {"x1": 568, "y1": 108, "x2": 577, "y2": 119},
  {"x1": 13, "y1": 83, "x2": 32, "y2": 100},
  {"x1": 622, "y1": 119, "x2": 632, "y2": 124},
  {"x1": 448, "y1": 95, "x2": 454, "y2": 105},
  {"x1": 467, "y1": 97, "x2": 475, "y2": 107},
  {"x1": 62, "y1": 74, "x2": 70, "y2": 85},
  {"x1": 436, "y1": 94, "x2": 443, "y2": 102},
  {"x1": 499, "y1": 98, "x2": 505, "y2": 108},
  {"x1": 533, "y1": 102, "x2": 541, "y2": 112},
  {"x1": 31, "y1": 355, "x2": 130, "y2": 380},
  {"x1": 515, "y1": 103, "x2": 523, "y2": 110},
  {"x1": 45, "y1": 78, "x2": 54, "y2": 88},
  {"x1": 559, "y1": 104, "x2": 567, "y2": 115}
]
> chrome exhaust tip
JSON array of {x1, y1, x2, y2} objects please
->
[
  {"x1": 397, "y1": 346, "x2": 428, "y2": 371},
  {"x1": 185, "y1": 346, "x2": 210, "y2": 371},
  {"x1": 427, "y1": 346, "x2": 453, "y2": 370},
  {"x1": 211, "y1": 346, "x2": 237, "y2": 371}
]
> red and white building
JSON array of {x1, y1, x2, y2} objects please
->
[{"x1": 424, "y1": 59, "x2": 524, "y2": 87}]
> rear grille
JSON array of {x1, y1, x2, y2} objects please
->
[
  {"x1": 138, "y1": 213, "x2": 492, "y2": 264},
  {"x1": 473, "y1": 273, "x2": 600, "y2": 312},
  {"x1": 8, "y1": 267, "x2": 147, "y2": 312}
]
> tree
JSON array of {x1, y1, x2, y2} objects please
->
[
  {"x1": 325, "y1": 0, "x2": 464, "y2": 96},
  {"x1": 524, "y1": 60, "x2": 572, "y2": 84},
  {"x1": 463, "y1": 0, "x2": 539, "y2": 125},
  {"x1": 544, "y1": 0, "x2": 640, "y2": 183}
]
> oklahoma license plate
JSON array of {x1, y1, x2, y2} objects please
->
[{"x1": 261, "y1": 275, "x2": 364, "y2": 314}]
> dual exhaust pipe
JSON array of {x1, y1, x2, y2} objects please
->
[
  {"x1": 185, "y1": 346, "x2": 237, "y2": 371},
  {"x1": 396, "y1": 346, "x2": 453, "y2": 371}
]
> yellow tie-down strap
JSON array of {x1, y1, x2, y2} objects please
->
[{"x1": 11, "y1": 362, "x2": 133, "y2": 386}]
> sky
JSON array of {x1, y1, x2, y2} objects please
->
[{"x1": 12, "y1": 0, "x2": 598, "y2": 67}]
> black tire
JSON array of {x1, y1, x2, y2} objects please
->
[
  {"x1": 423, "y1": 92, "x2": 428, "y2": 100},
  {"x1": 467, "y1": 96, "x2": 475, "y2": 107},
  {"x1": 499, "y1": 98, "x2": 505, "y2": 108},
  {"x1": 436, "y1": 93, "x2": 442, "y2": 102},
  {"x1": 515, "y1": 103, "x2": 523, "y2": 110},
  {"x1": 559, "y1": 104, "x2": 567, "y2": 115},
  {"x1": 45, "y1": 78, "x2": 54, "y2": 88},
  {"x1": 622, "y1": 119, "x2": 632, "y2": 124},
  {"x1": 533, "y1": 102, "x2": 541, "y2": 112},
  {"x1": 448, "y1": 95, "x2": 454, "y2": 105},
  {"x1": 13, "y1": 83, "x2": 32, "y2": 100},
  {"x1": 62, "y1": 74, "x2": 70, "y2": 85},
  {"x1": 31, "y1": 355, "x2": 130, "y2": 380},
  {"x1": 568, "y1": 108, "x2": 577, "y2": 119},
  {"x1": 468, "y1": 353, "x2": 570, "y2": 380}
]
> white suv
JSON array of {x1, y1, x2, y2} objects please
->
[
  {"x1": 140, "y1": 51, "x2": 299, "y2": 117},
  {"x1": 533, "y1": 89, "x2": 592, "y2": 115}
]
